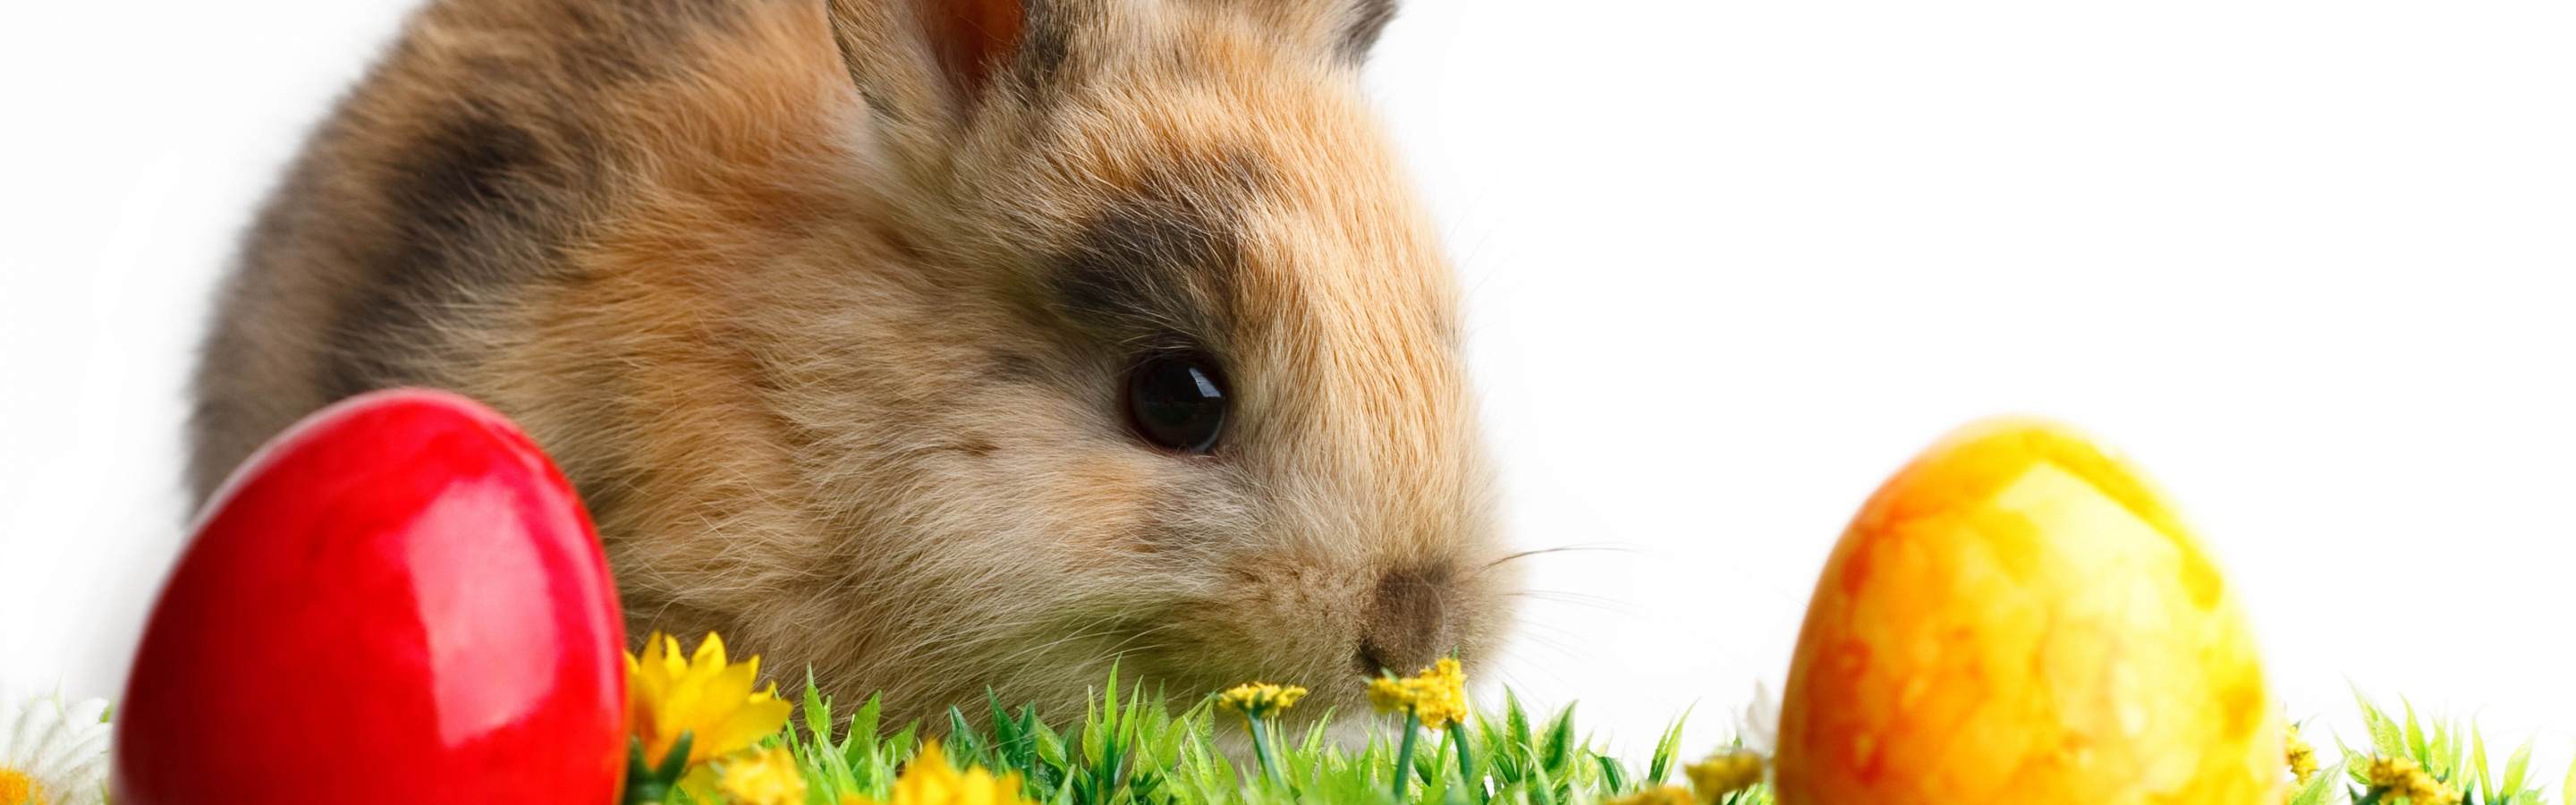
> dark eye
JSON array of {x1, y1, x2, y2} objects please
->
[{"x1": 1125, "y1": 351, "x2": 1229, "y2": 453}]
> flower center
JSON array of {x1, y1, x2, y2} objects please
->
[{"x1": 1, "y1": 766, "x2": 54, "y2": 805}]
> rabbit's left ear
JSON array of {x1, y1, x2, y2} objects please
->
[
  {"x1": 826, "y1": 0, "x2": 1033, "y2": 144},
  {"x1": 1337, "y1": 0, "x2": 1397, "y2": 62},
  {"x1": 922, "y1": 0, "x2": 1025, "y2": 100}
]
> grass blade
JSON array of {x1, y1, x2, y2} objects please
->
[{"x1": 1646, "y1": 706, "x2": 1693, "y2": 785}]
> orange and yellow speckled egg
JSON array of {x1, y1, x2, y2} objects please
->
[{"x1": 1773, "y1": 418, "x2": 2280, "y2": 804}]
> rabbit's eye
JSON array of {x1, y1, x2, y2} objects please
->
[{"x1": 1126, "y1": 352, "x2": 1229, "y2": 454}]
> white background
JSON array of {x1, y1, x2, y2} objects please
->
[{"x1": 5, "y1": 0, "x2": 2572, "y2": 786}]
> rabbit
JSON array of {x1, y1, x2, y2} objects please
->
[{"x1": 187, "y1": 0, "x2": 1518, "y2": 728}]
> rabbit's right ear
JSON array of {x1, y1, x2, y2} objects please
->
[{"x1": 826, "y1": 0, "x2": 1040, "y2": 157}]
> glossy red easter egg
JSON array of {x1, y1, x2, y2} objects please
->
[{"x1": 115, "y1": 388, "x2": 626, "y2": 804}]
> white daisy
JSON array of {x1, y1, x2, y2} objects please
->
[
  {"x1": 1736, "y1": 680, "x2": 1780, "y2": 757},
  {"x1": 1, "y1": 689, "x2": 112, "y2": 805}
]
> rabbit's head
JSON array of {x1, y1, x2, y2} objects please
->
[{"x1": 537, "y1": 0, "x2": 1519, "y2": 724}]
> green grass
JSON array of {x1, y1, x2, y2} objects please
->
[
  {"x1": 665, "y1": 672, "x2": 2574, "y2": 805},
  {"x1": 2298, "y1": 691, "x2": 2563, "y2": 805}
]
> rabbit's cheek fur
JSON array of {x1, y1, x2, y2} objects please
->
[{"x1": 191, "y1": 0, "x2": 1519, "y2": 726}]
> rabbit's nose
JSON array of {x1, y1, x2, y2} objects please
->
[{"x1": 1358, "y1": 568, "x2": 1458, "y2": 677}]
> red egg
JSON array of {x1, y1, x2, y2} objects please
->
[{"x1": 115, "y1": 388, "x2": 626, "y2": 804}]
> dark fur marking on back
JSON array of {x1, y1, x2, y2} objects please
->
[
  {"x1": 321, "y1": 110, "x2": 558, "y2": 398},
  {"x1": 194, "y1": 0, "x2": 749, "y2": 502},
  {"x1": 1340, "y1": 0, "x2": 1398, "y2": 62},
  {"x1": 309, "y1": 1, "x2": 752, "y2": 400}
]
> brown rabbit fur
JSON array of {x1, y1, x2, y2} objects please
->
[{"x1": 190, "y1": 0, "x2": 1516, "y2": 727}]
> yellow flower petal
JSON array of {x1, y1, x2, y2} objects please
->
[
  {"x1": 1605, "y1": 785, "x2": 1695, "y2": 805},
  {"x1": 848, "y1": 742, "x2": 1034, "y2": 805},
  {"x1": 627, "y1": 631, "x2": 797, "y2": 771},
  {"x1": 1368, "y1": 676, "x2": 1410, "y2": 714},
  {"x1": 1214, "y1": 683, "x2": 1309, "y2": 719},
  {"x1": 1371, "y1": 659, "x2": 1470, "y2": 729},
  {"x1": 717, "y1": 745, "x2": 809, "y2": 805},
  {"x1": 1685, "y1": 750, "x2": 1766, "y2": 800}
]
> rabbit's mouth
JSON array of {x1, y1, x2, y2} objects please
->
[{"x1": 1087, "y1": 562, "x2": 1501, "y2": 717}]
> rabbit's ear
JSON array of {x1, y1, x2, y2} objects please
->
[
  {"x1": 1337, "y1": 0, "x2": 1397, "y2": 62},
  {"x1": 926, "y1": 0, "x2": 1025, "y2": 100},
  {"x1": 826, "y1": 0, "x2": 1037, "y2": 144}
]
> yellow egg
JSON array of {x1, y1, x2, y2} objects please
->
[{"x1": 1772, "y1": 418, "x2": 2280, "y2": 804}]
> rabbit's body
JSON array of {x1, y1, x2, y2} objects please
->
[{"x1": 192, "y1": 0, "x2": 1513, "y2": 723}]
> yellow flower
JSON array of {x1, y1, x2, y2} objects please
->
[
  {"x1": 1368, "y1": 658, "x2": 1469, "y2": 729},
  {"x1": 0, "y1": 769, "x2": 44, "y2": 805},
  {"x1": 1214, "y1": 683, "x2": 1309, "y2": 719},
  {"x1": 1367, "y1": 675, "x2": 1411, "y2": 713},
  {"x1": 627, "y1": 631, "x2": 794, "y2": 771},
  {"x1": 2366, "y1": 757, "x2": 2462, "y2": 805},
  {"x1": 2285, "y1": 722, "x2": 2318, "y2": 785},
  {"x1": 717, "y1": 745, "x2": 809, "y2": 805},
  {"x1": 1605, "y1": 784, "x2": 1696, "y2": 805},
  {"x1": 1683, "y1": 749, "x2": 1765, "y2": 801},
  {"x1": 842, "y1": 741, "x2": 1033, "y2": 805}
]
